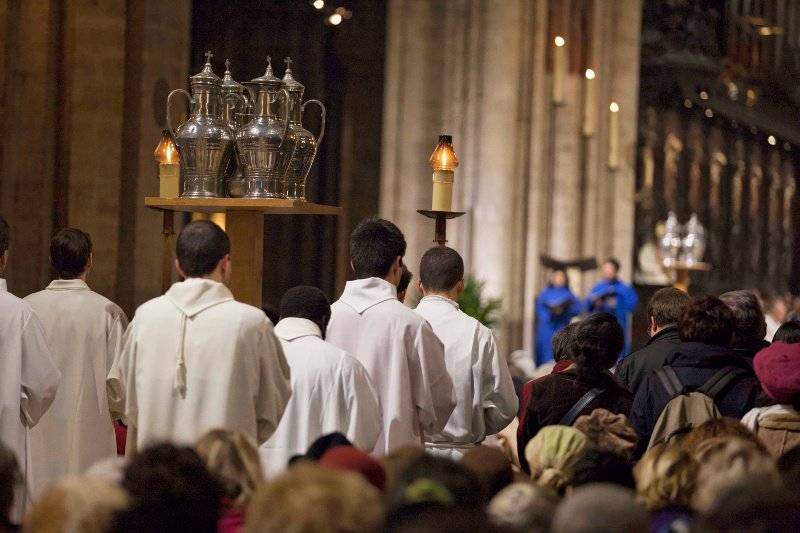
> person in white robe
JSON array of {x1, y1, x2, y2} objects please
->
[
  {"x1": 415, "y1": 246, "x2": 518, "y2": 460},
  {"x1": 260, "y1": 286, "x2": 382, "y2": 477},
  {"x1": 107, "y1": 220, "x2": 291, "y2": 453},
  {"x1": 0, "y1": 216, "x2": 60, "y2": 521},
  {"x1": 25, "y1": 228, "x2": 128, "y2": 497},
  {"x1": 326, "y1": 218, "x2": 456, "y2": 455}
]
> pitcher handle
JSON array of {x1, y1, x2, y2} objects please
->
[
  {"x1": 167, "y1": 89, "x2": 193, "y2": 137},
  {"x1": 277, "y1": 89, "x2": 291, "y2": 149},
  {"x1": 301, "y1": 99, "x2": 326, "y2": 150},
  {"x1": 244, "y1": 86, "x2": 258, "y2": 113}
]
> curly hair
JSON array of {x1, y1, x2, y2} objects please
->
[
  {"x1": 679, "y1": 296, "x2": 735, "y2": 347},
  {"x1": 634, "y1": 444, "x2": 698, "y2": 511}
]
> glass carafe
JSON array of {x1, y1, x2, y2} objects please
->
[
  {"x1": 235, "y1": 58, "x2": 290, "y2": 198},
  {"x1": 167, "y1": 52, "x2": 236, "y2": 198}
]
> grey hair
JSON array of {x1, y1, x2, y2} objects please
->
[{"x1": 719, "y1": 290, "x2": 767, "y2": 342}]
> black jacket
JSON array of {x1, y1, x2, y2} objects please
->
[
  {"x1": 616, "y1": 327, "x2": 681, "y2": 395},
  {"x1": 629, "y1": 341, "x2": 761, "y2": 458},
  {"x1": 518, "y1": 368, "x2": 633, "y2": 472},
  {"x1": 732, "y1": 338, "x2": 770, "y2": 368}
]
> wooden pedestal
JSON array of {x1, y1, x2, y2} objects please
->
[{"x1": 145, "y1": 197, "x2": 342, "y2": 307}]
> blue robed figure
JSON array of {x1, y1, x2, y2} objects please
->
[
  {"x1": 535, "y1": 269, "x2": 581, "y2": 366},
  {"x1": 585, "y1": 258, "x2": 638, "y2": 357}
]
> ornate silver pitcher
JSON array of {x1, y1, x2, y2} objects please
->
[
  {"x1": 167, "y1": 52, "x2": 236, "y2": 198},
  {"x1": 221, "y1": 59, "x2": 249, "y2": 197},
  {"x1": 279, "y1": 58, "x2": 326, "y2": 201},
  {"x1": 235, "y1": 57, "x2": 290, "y2": 198}
]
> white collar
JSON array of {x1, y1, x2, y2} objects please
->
[
  {"x1": 274, "y1": 317, "x2": 322, "y2": 341},
  {"x1": 419, "y1": 294, "x2": 460, "y2": 310},
  {"x1": 0, "y1": 279, "x2": 6, "y2": 292},
  {"x1": 46, "y1": 279, "x2": 90, "y2": 291},
  {"x1": 338, "y1": 277, "x2": 397, "y2": 314}
]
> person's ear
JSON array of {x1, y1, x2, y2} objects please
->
[
  {"x1": 175, "y1": 258, "x2": 187, "y2": 279},
  {"x1": 85, "y1": 252, "x2": 93, "y2": 273},
  {"x1": 418, "y1": 279, "x2": 425, "y2": 295},
  {"x1": 350, "y1": 259, "x2": 355, "y2": 273},
  {"x1": 0, "y1": 249, "x2": 7, "y2": 271},
  {"x1": 649, "y1": 316, "x2": 657, "y2": 334},
  {"x1": 457, "y1": 278, "x2": 465, "y2": 293}
]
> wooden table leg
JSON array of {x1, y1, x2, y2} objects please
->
[
  {"x1": 673, "y1": 267, "x2": 690, "y2": 293},
  {"x1": 226, "y1": 210, "x2": 264, "y2": 308},
  {"x1": 161, "y1": 210, "x2": 175, "y2": 294}
]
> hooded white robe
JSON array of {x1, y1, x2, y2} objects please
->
[
  {"x1": 24, "y1": 279, "x2": 128, "y2": 496},
  {"x1": 260, "y1": 317, "x2": 382, "y2": 477},
  {"x1": 107, "y1": 279, "x2": 291, "y2": 453},
  {"x1": 326, "y1": 277, "x2": 456, "y2": 455},
  {"x1": 415, "y1": 295, "x2": 518, "y2": 460},
  {"x1": 0, "y1": 279, "x2": 61, "y2": 521}
]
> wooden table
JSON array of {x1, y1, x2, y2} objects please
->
[
  {"x1": 145, "y1": 197, "x2": 342, "y2": 307},
  {"x1": 663, "y1": 261, "x2": 712, "y2": 292}
]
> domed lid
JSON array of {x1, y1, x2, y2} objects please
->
[
  {"x1": 189, "y1": 51, "x2": 222, "y2": 88},
  {"x1": 250, "y1": 56, "x2": 283, "y2": 89},
  {"x1": 281, "y1": 57, "x2": 305, "y2": 92},
  {"x1": 221, "y1": 59, "x2": 245, "y2": 94}
]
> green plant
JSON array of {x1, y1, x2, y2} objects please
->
[{"x1": 458, "y1": 275, "x2": 502, "y2": 328}]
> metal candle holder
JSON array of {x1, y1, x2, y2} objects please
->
[{"x1": 417, "y1": 210, "x2": 466, "y2": 247}]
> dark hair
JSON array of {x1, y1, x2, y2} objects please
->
[
  {"x1": 398, "y1": 265, "x2": 413, "y2": 293},
  {"x1": 349, "y1": 218, "x2": 406, "y2": 279},
  {"x1": 0, "y1": 441, "x2": 21, "y2": 519},
  {"x1": 280, "y1": 286, "x2": 331, "y2": 324},
  {"x1": 552, "y1": 322, "x2": 580, "y2": 362},
  {"x1": 572, "y1": 313, "x2": 624, "y2": 373},
  {"x1": 719, "y1": 290, "x2": 767, "y2": 343},
  {"x1": 774, "y1": 321, "x2": 800, "y2": 344},
  {"x1": 176, "y1": 220, "x2": 230, "y2": 277},
  {"x1": 49, "y1": 228, "x2": 92, "y2": 279},
  {"x1": 571, "y1": 449, "x2": 635, "y2": 490},
  {"x1": 647, "y1": 287, "x2": 691, "y2": 329},
  {"x1": 0, "y1": 216, "x2": 8, "y2": 256},
  {"x1": 603, "y1": 258, "x2": 620, "y2": 272},
  {"x1": 694, "y1": 482, "x2": 800, "y2": 533},
  {"x1": 419, "y1": 247, "x2": 464, "y2": 293},
  {"x1": 381, "y1": 503, "x2": 491, "y2": 533},
  {"x1": 549, "y1": 268, "x2": 570, "y2": 288},
  {"x1": 113, "y1": 443, "x2": 223, "y2": 533},
  {"x1": 387, "y1": 455, "x2": 486, "y2": 513},
  {"x1": 679, "y1": 296, "x2": 736, "y2": 347}
]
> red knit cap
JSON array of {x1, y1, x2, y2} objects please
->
[
  {"x1": 320, "y1": 446, "x2": 387, "y2": 492},
  {"x1": 754, "y1": 341, "x2": 800, "y2": 403}
]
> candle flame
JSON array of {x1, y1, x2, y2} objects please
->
[
  {"x1": 154, "y1": 130, "x2": 179, "y2": 165},
  {"x1": 429, "y1": 136, "x2": 459, "y2": 171},
  {"x1": 609, "y1": 102, "x2": 619, "y2": 113},
  {"x1": 554, "y1": 36, "x2": 565, "y2": 47},
  {"x1": 585, "y1": 69, "x2": 595, "y2": 80}
]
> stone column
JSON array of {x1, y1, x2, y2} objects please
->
[{"x1": 381, "y1": 0, "x2": 642, "y2": 356}]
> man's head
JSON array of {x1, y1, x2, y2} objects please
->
[
  {"x1": 418, "y1": 246, "x2": 464, "y2": 297},
  {"x1": 552, "y1": 322, "x2": 580, "y2": 362},
  {"x1": 0, "y1": 216, "x2": 9, "y2": 275},
  {"x1": 349, "y1": 218, "x2": 406, "y2": 283},
  {"x1": 601, "y1": 258, "x2": 620, "y2": 281},
  {"x1": 646, "y1": 287, "x2": 691, "y2": 336},
  {"x1": 175, "y1": 220, "x2": 231, "y2": 283},
  {"x1": 679, "y1": 295, "x2": 736, "y2": 347},
  {"x1": 279, "y1": 286, "x2": 331, "y2": 335},
  {"x1": 719, "y1": 290, "x2": 767, "y2": 343},
  {"x1": 765, "y1": 295, "x2": 788, "y2": 323},
  {"x1": 397, "y1": 266, "x2": 413, "y2": 304},
  {"x1": 572, "y1": 313, "x2": 624, "y2": 372},
  {"x1": 550, "y1": 269, "x2": 568, "y2": 288},
  {"x1": 50, "y1": 228, "x2": 93, "y2": 280}
]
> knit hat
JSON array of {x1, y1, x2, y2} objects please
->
[
  {"x1": 320, "y1": 446, "x2": 386, "y2": 492},
  {"x1": 460, "y1": 446, "x2": 514, "y2": 498},
  {"x1": 754, "y1": 341, "x2": 800, "y2": 403},
  {"x1": 524, "y1": 426, "x2": 589, "y2": 491},
  {"x1": 573, "y1": 409, "x2": 638, "y2": 460}
]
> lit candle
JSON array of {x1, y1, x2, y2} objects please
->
[
  {"x1": 552, "y1": 36, "x2": 566, "y2": 105},
  {"x1": 154, "y1": 130, "x2": 180, "y2": 198},
  {"x1": 582, "y1": 69, "x2": 596, "y2": 136},
  {"x1": 608, "y1": 102, "x2": 620, "y2": 169},
  {"x1": 429, "y1": 135, "x2": 459, "y2": 212}
]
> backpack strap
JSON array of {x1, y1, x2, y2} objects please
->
[
  {"x1": 559, "y1": 388, "x2": 606, "y2": 426},
  {"x1": 655, "y1": 366, "x2": 683, "y2": 397},
  {"x1": 700, "y1": 366, "x2": 747, "y2": 399}
]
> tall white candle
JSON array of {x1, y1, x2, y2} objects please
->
[
  {"x1": 582, "y1": 69, "x2": 596, "y2": 136},
  {"x1": 553, "y1": 36, "x2": 566, "y2": 105},
  {"x1": 608, "y1": 102, "x2": 620, "y2": 169}
]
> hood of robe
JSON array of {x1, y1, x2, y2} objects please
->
[
  {"x1": 165, "y1": 279, "x2": 235, "y2": 397},
  {"x1": 274, "y1": 317, "x2": 322, "y2": 341},
  {"x1": 338, "y1": 277, "x2": 397, "y2": 314}
]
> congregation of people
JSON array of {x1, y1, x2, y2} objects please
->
[{"x1": 2, "y1": 213, "x2": 800, "y2": 532}]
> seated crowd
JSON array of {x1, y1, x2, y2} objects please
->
[{"x1": 2, "y1": 215, "x2": 800, "y2": 532}]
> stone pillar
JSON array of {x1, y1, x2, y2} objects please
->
[{"x1": 381, "y1": 0, "x2": 642, "y2": 356}]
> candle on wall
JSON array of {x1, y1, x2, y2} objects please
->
[
  {"x1": 553, "y1": 36, "x2": 566, "y2": 105},
  {"x1": 429, "y1": 135, "x2": 459, "y2": 212},
  {"x1": 608, "y1": 102, "x2": 620, "y2": 169},
  {"x1": 582, "y1": 69, "x2": 596, "y2": 136}
]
